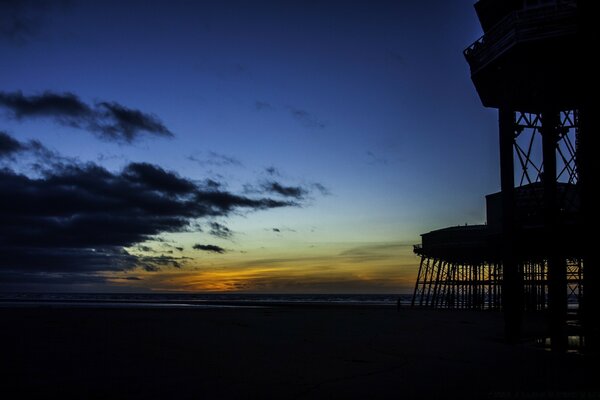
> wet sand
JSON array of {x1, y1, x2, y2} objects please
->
[{"x1": 1, "y1": 306, "x2": 597, "y2": 399}]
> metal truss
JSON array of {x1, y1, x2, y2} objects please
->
[
  {"x1": 566, "y1": 258, "x2": 583, "y2": 306},
  {"x1": 411, "y1": 256, "x2": 502, "y2": 310},
  {"x1": 411, "y1": 255, "x2": 583, "y2": 312},
  {"x1": 513, "y1": 110, "x2": 579, "y2": 187}
]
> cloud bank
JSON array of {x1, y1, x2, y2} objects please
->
[{"x1": 0, "y1": 133, "x2": 297, "y2": 286}]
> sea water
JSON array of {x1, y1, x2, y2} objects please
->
[{"x1": 0, "y1": 292, "x2": 413, "y2": 308}]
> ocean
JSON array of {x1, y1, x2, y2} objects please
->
[{"x1": 0, "y1": 292, "x2": 413, "y2": 309}]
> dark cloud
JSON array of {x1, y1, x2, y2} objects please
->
[
  {"x1": 262, "y1": 181, "x2": 307, "y2": 199},
  {"x1": 94, "y1": 102, "x2": 173, "y2": 142},
  {"x1": 0, "y1": 91, "x2": 173, "y2": 143},
  {"x1": 136, "y1": 245, "x2": 154, "y2": 253},
  {"x1": 200, "y1": 179, "x2": 222, "y2": 190},
  {"x1": 138, "y1": 255, "x2": 184, "y2": 270},
  {"x1": 0, "y1": 270, "x2": 110, "y2": 288},
  {"x1": 208, "y1": 222, "x2": 233, "y2": 239},
  {"x1": 0, "y1": 131, "x2": 26, "y2": 157},
  {"x1": 245, "y1": 177, "x2": 329, "y2": 200},
  {"x1": 0, "y1": 131, "x2": 63, "y2": 165},
  {"x1": 193, "y1": 244, "x2": 226, "y2": 254},
  {"x1": 123, "y1": 162, "x2": 197, "y2": 195},
  {"x1": 0, "y1": 133, "x2": 296, "y2": 285},
  {"x1": 270, "y1": 227, "x2": 296, "y2": 234},
  {"x1": 0, "y1": 91, "x2": 91, "y2": 120},
  {"x1": 287, "y1": 107, "x2": 325, "y2": 129}
]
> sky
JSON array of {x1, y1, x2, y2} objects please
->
[{"x1": 0, "y1": 0, "x2": 500, "y2": 294}]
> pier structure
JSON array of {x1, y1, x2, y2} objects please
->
[{"x1": 412, "y1": 0, "x2": 595, "y2": 350}]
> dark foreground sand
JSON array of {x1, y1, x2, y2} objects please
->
[{"x1": 1, "y1": 305, "x2": 597, "y2": 399}]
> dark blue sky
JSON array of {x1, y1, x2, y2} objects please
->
[{"x1": 0, "y1": 0, "x2": 499, "y2": 293}]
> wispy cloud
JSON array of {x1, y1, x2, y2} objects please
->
[
  {"x1": 287, "y1": 106, "x2": 326, "y2": 129},
  {"x1": 270, "y1": 227, "x2": 296, "y2": 234},
  {"x1": 193, "y1": 244, "x2": 226, "y2": 254},
  {"x1": 311, "y1": 182, "x2": 331, "y2": 196},
  {"x1": 0, "y1": 91, "x2": 174, "y2": 143},
  {"x1": 245, "y1": 176, "x2": 330, "y2": 200},
  {"x1": 366, "y1": 151, "x2": 389, "y2": 166},
  {"x1": 262, "y1": 181, "x2": 307, "y2": 199},
  {"x1": 255, "y1": 100, "x2": 325, "y2": 129},
  {"x1": 188, "y1": 151, "x2": 243, "y2": 168},
  {"x1": 264, "y1": 166, "x2": 280, "y2": 176},
  {"x1": 208, "y1": 222, "x2": 233, "y2": 239}
]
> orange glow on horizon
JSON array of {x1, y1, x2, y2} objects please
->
[{"x1": 109, "y1": 242, "x2": 420, "y2": 293}]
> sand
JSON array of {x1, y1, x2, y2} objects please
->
[{"x1": 1, "y1": 305, "x2": 597, "y2": 399}]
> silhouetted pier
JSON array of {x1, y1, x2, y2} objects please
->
[{"x1": 412, "y1": 0, "x2": 595, "y2": 352}]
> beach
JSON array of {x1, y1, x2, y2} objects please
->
[{"x1": 1, "y1": 305, "x2": 597, "y2": 399}]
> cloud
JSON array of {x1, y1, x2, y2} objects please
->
[
  {"x1": 0, "y1": 91, "x2": 91, "y2": 119},
  {"x1": 254, "y1": 101, "x2": 325, "y2": 129},
  {"x1": 0, "y1": 133, "x2": 297, "y2": 285},
  {"x1": 93, "y1": 102, "x2": 173, "y2": 142},
  {"x1": 138, "y1": 255, "x2": 185, "y2": 271},
  {"x1": 0, "y1": 131, "x2": 26, "y2": 157},
  {"x1": 264, "y1": 166, "x2": 280, "y2": 176},
  {"x1": 136, "y1": 245, "x2": 155, "y2": 253},
  {"x1": 270, "y1": 227, "x2": 296, "y2": 234},
  {"x1": 311, "y1": 182, "x2": 331, "y2": 196},
  {"x1": 262, "y1": 181, "x2": 307, "y2": 199},
  {"x1": 188, "y1": 151, "x2": 242, "y2": 168},
  {"x1": 245, "y1": 175, "x2": 330, "y2": 200},
  {"x1": 122, "y1": 162, "x2": 197, "y2": 195},
  {"x1": 208, "y1": 222, "x2": 233, "y2": 239},
  {"x1": 0, "y1": 91, "x2": 173, "y2": 143},
  {"x1": 287, "y1": 107, "x2": 325, "y2": 129},
  {"x1": 193, "y1": 244, "x2": 226, "y2": 254},
  {"x1": 0, "y1": 131, "x2": 63, "y2": 165}
]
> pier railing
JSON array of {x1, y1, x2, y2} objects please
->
[{"x1": 464, "y1": 2, "x2": 577, "y2": 74}]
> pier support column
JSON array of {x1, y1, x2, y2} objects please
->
[
  {"x1": 542, "y1": 111, "x2": 567, "y2": 352},
  {"x1": 579, "y1": 107, "x2": 598, "y2": 353},
  {"x1": 499, "y1": 108, "x2": 522, "y2": 343},
  {"x1": 578, "y1": 0, "x2": 599, "y2": 354}
]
